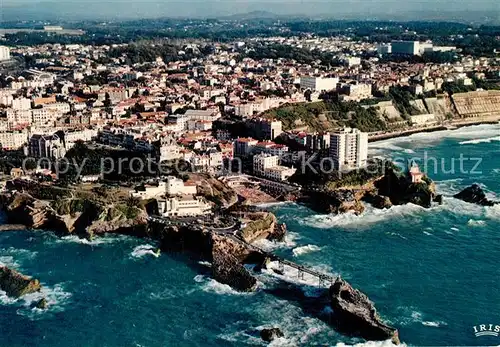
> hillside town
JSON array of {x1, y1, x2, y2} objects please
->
[{"x1": 0, "y1": 30, "x2": 499, "y2": 217}]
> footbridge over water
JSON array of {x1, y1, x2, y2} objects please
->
[{"x1": 148, "y1": 215, "x2": 338, "y2": 287}]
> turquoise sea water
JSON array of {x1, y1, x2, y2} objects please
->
[{"x1": 1, "y1": 124, "x2": 499, "y2": 347}]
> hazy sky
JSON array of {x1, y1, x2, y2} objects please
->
[{"x1": 2, "y1": 0, "x2": 499, "y2": 20}]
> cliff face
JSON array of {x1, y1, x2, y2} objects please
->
[
  {"x1": 0, "y1": 266, "x2": 42, "y2": 298},
  {"x1": 0, "y1": 191, "x2": 148, "y2": 238},
  {"x1": 211, "y1": 237, "x2": 257, "y2": 292},
  {"x1": 330, "y1": 278, "x2": 400, "y2": 344},
  {"x1": 301, "y1": 167, "x2": 437, "y2": 215}
]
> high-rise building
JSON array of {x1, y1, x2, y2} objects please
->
[
  {"x1": 0, "y1": 46, "x2": 11, "y2": 61},
  {"x1": 300, "y1": 77, "x2": 339, "y2": 91},
  {"x1": 329, "y1": 128, "x2": 368, "y2": 171},
  {"x1": 391, "y1": 41, "x2": 420, "y2": 56},
  {"x1": 377, "y1": 44, "x2": 392, "y2": 55}
]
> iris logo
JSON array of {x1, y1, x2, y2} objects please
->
[{"x1": 473, "y1": 324, "x2": 500, "y2": 337}]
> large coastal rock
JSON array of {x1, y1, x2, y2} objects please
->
[
  {"x1": 260, "y1": 327, "x2": 284, "y2": 342},
  {"x1": 211, "y1": 249, "x2": 257, "y2": 292},
  {"x1": 374, "y1": 168, "x2": 435, "y2": 208},
  {"x1": 0, "y1": 266, "x2": 42, "y2": 298},
  {"x1": 372, "y1": 195, "x2": 393, "y2": 209},
  {"x1": 329, "y1": 278, "x2": 400, "y2": 344},
  {"x1": 303, "y1": 189, "x2": 365, "y2": 215},
  {"x1": 454, "y1": 184, "x2": 497, "y2": 206},
  {"x1": 238, "y1": 212, "x2": 288, "y2": 244}
]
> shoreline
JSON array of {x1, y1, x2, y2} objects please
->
[{"x1": 368, "y1": 117, "x2": 500, "y2": 143}]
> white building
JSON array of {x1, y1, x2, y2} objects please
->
[
  {"x1": 300, "y1": 77, "x2": 339, "y2": 92},
  {"x1": 0, "y1": 130, "x2": 29, "y2": 150},
  {"x1": 165, "y1": 176, "x2": 197, "y2": 196},
  {"x1": 340, "y1": 83, "x2": 372, "y2": 101},
  {"x1": 159, "y1": 196, "x2": 211, "y2": 217},
  {"x1": 12, "y1": 98, "x2": 32, "y2": 111},
  {"x1": 253, "y1": 153, "x2": 296, "y2": 181},
  {"x1": 377, "y1": 44, "x2": 392, "y2": 55},
  {"x1": 32, "y1": 108, "x2": 59, "y2": 127},
  {"x1": 329, "y1": 128, "x2": 368, "y2": 171},
  {"x1": 6, "y1": 109, "x2": 32, "y2": 127},
  {"x1": 130, "y1": 182, "x2": 167, "y2": 200},
  {"x1": 0, "y1": 46, "x2": 10, "y2": 61},
  {"x1": 391, "y1": 41, "x2": 420, "y2": 56},
  {"x1": 344, "y1": 57, "x2": 361, "y2": 67},
  {"x1": 159, "y1": 134, "x2": 183, "y2": 162}
]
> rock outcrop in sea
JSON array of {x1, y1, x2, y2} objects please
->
[
  {"x1": 0, "y1": 266, "x2": 42, "y2": 298},
  {"x1": 211, "y1": 249, "x2": 257, "y2": 292},
  {"x1": 329, "y1": 278, "x2": 400, "y2": 345},
  {"x1": 260, "y1": 327, "x2": 284, "y2": 342},
  {"x1": 300, "y1": 165, "x2": 438, "y2": 214},
  {"x1": 454, "y1": 184, "x2": 497, "y2": 206}
]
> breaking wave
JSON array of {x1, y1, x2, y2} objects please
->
[
  {"x1": 300, "y1": 204, "x2": 426, "y2": 230},
  {"x1": 253, "y1": 232, "x2": 299, "y2": 252},
  {"x1": 467, "y1": 219, "x2": 486, "y2": 227},
  {"x1": 57, "y1": 234, "x2": 130, "y2": 246},
  {"x1": 193, "y1": 275, "x2": 254, "y2": 296},
  {"x1": 130, "y1": 245, "x2": 159, "y2": 259},
  {"x1": 292, "y1": 244, "x2": 321, "y2": 257},
  {"x1": 0, "y1": 283, "x2": 72, "y2": 320},
  {"x1": 422, "y1": 321, "x2": 447, "y2": 327},
  {"x1": 459, "y1": 136, "x2": 500, "y2": 145}
]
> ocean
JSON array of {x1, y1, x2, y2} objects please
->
[{"x1": 1, "y1": 124, "x2": 499, "y2": 347}]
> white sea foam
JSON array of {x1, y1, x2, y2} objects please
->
[
  {"x1": 292, "y1": 244, "x2": 321, "y2": 257},
  {"x1": 130, "y1": 245, "x2": 159, "y2": 259},
  {"x1": 467, "y1": 219, "x2": 486, "y2": 227},
  {"x1": 198, "y1": 261, "x2": 212, "y2": 267},
  {"x1": 485, "y1": 204, "x2": 500, "y2": 220},
  {"x1": 1, "y1": 283, "x2": 72, "y2": 319},
  {"x1": 194, "y1": 275, "x2": 254, "y2": 296},
  {"x1": 422, "y1": 321, "x2": 447, "y2": 327},
  {"x1": 0, "y1": 256, "x2": 19, "y2": 268},
  {"x1": 57, "y1": 234, "x2": 129, "y2": 245},
  {"x1": 336, "y1": 340, "x2": 405, "y2": 347},
  {"x1": 435, "y1": 178, "x2": 464, "y2": 196},
  {"x1": 338, "y1": 340, "x2": 406, "y2": 347},
  {"x1": 261, "y1": 261, "x2": 336, "y2": 295},
  {"x1": 252, "y1": 232, "x2": 299, "y2": 252},
  {"x1": 459, "y1": 136, "x2": 500, "y2": 145},
  {"x1": 255, "y1": 300, "x2": 331, "y2": 346},
  {"x1": 301, "y1": 204, "x2": 425, "y2": 230}
]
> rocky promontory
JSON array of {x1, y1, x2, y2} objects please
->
[
  {"x1": 454, "y1": 184, "x2": 497, "y2": 206},
  {"x1": 0, "y1": 266, "x2": 42, "y2": 298},
  {"x1": 296, "y1": 160, "x2": 439, "y2": 215},
  {"x1": 0, "y1": 180, "x2": 148, "y2": 239},
  {"x1": 329, "y1": 278, "x2": 400, "y2": 344},
  {"x1": 238, "y1": 212, "x2": 287, "y2": 243}
]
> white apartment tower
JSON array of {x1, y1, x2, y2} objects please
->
[
  {"x1": 329, "y1": 128, "x2": 368, "y2": 171},
  {"x1": 0, "y1": 46, "x2": 11, "y2": 61}
]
